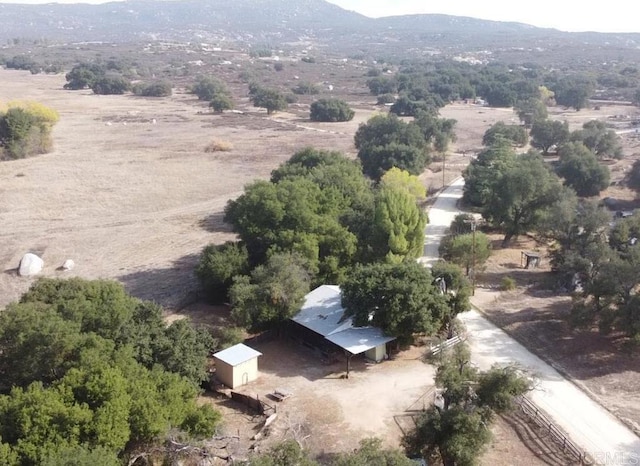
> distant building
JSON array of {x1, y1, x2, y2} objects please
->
[
  {"x1": 291, "y1": 285, "x2": 395, "y2": 372},
  {"x1": 213, "y1": 343, "x2": 262, "y2": 389}
]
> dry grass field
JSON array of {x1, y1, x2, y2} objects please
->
[{"x1": 2, "y1": 66, "x2": 640, "y2": 463}]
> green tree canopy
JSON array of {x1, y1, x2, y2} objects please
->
[
  {"x1": 2, "y1": 278, "x2": 212, "y2": 388},
  {"x1": 0, "y1": 279, "x2": 221, "y2": 465},
  {"x1": 552, "y1": 76, "x2": 594, "y2": 111},
  {"x1": 341, "y1": 262, "x2": 449, "y2": 345},
  {"x1": 514, "y1": 97, "x2": 548, "y2": 128},
  {"x1": 403, "y1": 344, "x2": 530, "y2": 465},
  {"x1": 64, "y1": 63, "x2": 105, "y2": 90},
  {"x1": 229, "y1": 253, "x2": 310, "y2": 332},
  {"x1": 196, "y1": 241, "x2": 250, "y2": 303},
  {"x1": 380, "y1": 167, "x2": 427, "y2": 200},
  {"x1": 556, "y1": 142, "x2": 610, "y2": 197},
  {"x1": 250, "y1": 87, "x2": 288, "y2": 114},
  {"x1": 571, "y1": 119, "x2": 623, "y2": 160},
  {"x1": 132, "y1": 80, "x2": 172, "y2": 97},
  {"x1": 430, "y1": 262, "x2": 472, "y2": 337},
  {"x1": 530, "y1": 119, "x2": 570, "y2": 155},
  {"x1": 332, "y1": 438, "x2": 415, "y2": 466},
  {"x1": 355, "y1": 114, "x2": 429, "y2": 180},
  {"x1": 370, "y1": 187, "x2": 426, "y2": 263},
  {"x1": 209, "y1": 93, "x2": 234, "y2": 112},
  {"x1": 91, "y1": 75, "x2": 130, "y2": 95},
  {"x1": 439, "y1": 232, "x2": 492, "y2": 275},
  {"x1": 191, "y1": 76, "x2": 229, "y2": 101},
  {"x1": 224, "y1": 177, "x2": 360, "y2": 283},
  {"x1": 482, "y1": 121, "x2": 527, "y2": 147},
  {"x1": 482, "y1": 153, "x2": 563, "y2": 245},
  {"x1": 462, "y1": 141, "x2": 517, "y2": 207}
]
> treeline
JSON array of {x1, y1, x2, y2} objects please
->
[
  {"x1": 367, "y1": 60, "x2": 640, "y2": 110},
  {"x1": 0, "y1": 101, "x2": 59, "y2": 160}
]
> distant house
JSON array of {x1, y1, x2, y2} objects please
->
[
  {"x1": 213, "y1": 343, "x2": 262, "y2": 389},
  {"x1": 291, "y1": 285, "x2": 395, "y2": 374}
]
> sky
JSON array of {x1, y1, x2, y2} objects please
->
[{"x1": 0, "y1": 0, "x2": 637, "y2": 34}]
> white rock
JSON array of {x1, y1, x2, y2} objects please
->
[
  {"x1": 18, "y1": 253, "x2": 44, "y2": 276},
  {"x1": 62, "y1": 259, "x2": 75, "y2": 271}
]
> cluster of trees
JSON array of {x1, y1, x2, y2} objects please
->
[
  {"x1": 197, "y1": 145, "x2": 469, "y2": 344},
  {"x1": 0, "y1": 278, "x2": 221, "y2": 465},
  {"x1": 191, "y1": 76, "x2": 234, "y2": 112},
  {"x1": 467, "y1": 98, "x2": 622, "y2": 244},
  {"x1": 64, "y1": 60, "x2": 172, "y2": 97},
  {"x1": 541, "y1": 193, "x2": 640, "y2": 347},
  {"x1": 65, "y1": 62, "x2": 133, "y2": 95},
  {"x1": 0, "y1": 101, "x2": 59, "y2": 160},
  {"x1": 403, "y1": 344, "x2": 531, "y2": 465}
]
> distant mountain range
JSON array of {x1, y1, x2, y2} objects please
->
[{"x1": 1, "y1": 0, "x2": 639, "y2": 59}]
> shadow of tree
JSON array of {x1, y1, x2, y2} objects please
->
[
  {"x1": 198, "y1": 211, "x2": 234, "y2": 234},
  {"x1": 118, "y1": 253, "x2": 201, "y2": 311},
  {"x1": 481, "y1": 296, "x2": 639, "y2": 380}
]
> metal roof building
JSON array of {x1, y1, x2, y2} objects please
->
[
  {"x1": 213, "y1": 343, "x2": 262, "y2": 389},
  {"x1": 292, "y1": 285, "x2": 395, "y2": 366}
]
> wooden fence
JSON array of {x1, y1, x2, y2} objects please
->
[
  {"x1": 429, "y1": 335, "x2": 463, "y2": 356},
  {"x1": 230, "y1": 391, "x2": 274, "y2": 415},
  {"x1": 516, "y1": 396, "x2": 593, "y2": 464}
]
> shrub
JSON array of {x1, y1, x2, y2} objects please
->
[
  {"x1": 377, "y1": 93, "x2": 396, "y2": 105},
  {"x1": 0, "y1": 102, "x2": 58, "y2": 160},
  {"x1": 191, "y1": 76, "x2": 228, "y2": 101},
  {"x1": 500, "y1": 276, "x2": 517, "y2": 291},
  {"x1": 209, "y1": 94, "x2": 234, "y2": 113},
  {"x1": 91, "y1": 75, "x2": 130, "y2": 95},
  {"x1": 204, "y1": 139, "x2": 233, "y2": 153},
  {"x1": 291, "y1": 81, "x2": 320, "y2": 95},
  {"x1": 273, "y1": 62, "x2": 284, "y2": 72},
  {"x1": 310, "y1": 98, "x2": 355, "y2": 122},
  {"x1": 132, "y1": 80, "x2": 172, "y2": 97}
]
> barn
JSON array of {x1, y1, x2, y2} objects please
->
[
  {"x1": 213, "y1": 343, "x2": 262, "y2": 389},
  {"x1": 291, "y1": 285, "x2": 395, "y2": 375}
]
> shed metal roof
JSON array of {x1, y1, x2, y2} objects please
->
[
  {"x1": 292, "y1": 285, "x2": 395, "y2": 355},
  {"x1": 213, "y1": 343, "x2": 262, "y2": 367}
]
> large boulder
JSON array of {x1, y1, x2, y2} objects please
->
[{"x1": 18, "y1": 253, "x2": 44, "y2": 276}]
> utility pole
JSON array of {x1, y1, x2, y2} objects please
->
[
  {"x1": 471, "y1": 221, "x2": 476, "y2": 296},
  {"x1": 442, "y1": 152, "x2": 446, "y2": 188}
]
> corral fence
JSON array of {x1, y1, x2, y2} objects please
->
[
  {"x1": 516, "y1": 395, "x2": 593, "y2": 464},
  {"x1": 230, "y1": 391, "x2": 275, "y2": 416}
]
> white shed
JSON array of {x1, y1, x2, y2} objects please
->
[{"x1": 213, "y1": 343, "x2": 262, "y2": 389}]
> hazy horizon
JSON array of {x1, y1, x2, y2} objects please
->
[{"x1": 0, "y1": 0, "x2": 637, "y2": 34}]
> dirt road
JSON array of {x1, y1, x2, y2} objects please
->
[{"x1": 422, "y1": 180, "x2": 640, "y2": 465}]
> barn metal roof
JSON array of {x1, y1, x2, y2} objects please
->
[
  {"x1": 213, "y1": 343, "x2": 262, "y2": 367},
  {"x1": 292, "y1": 285, "x2": 395, "y2": 355}
]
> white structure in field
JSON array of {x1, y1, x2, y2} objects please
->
[{"x1": 213, "y1": 343, "x2": 262, "y2": 389}]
